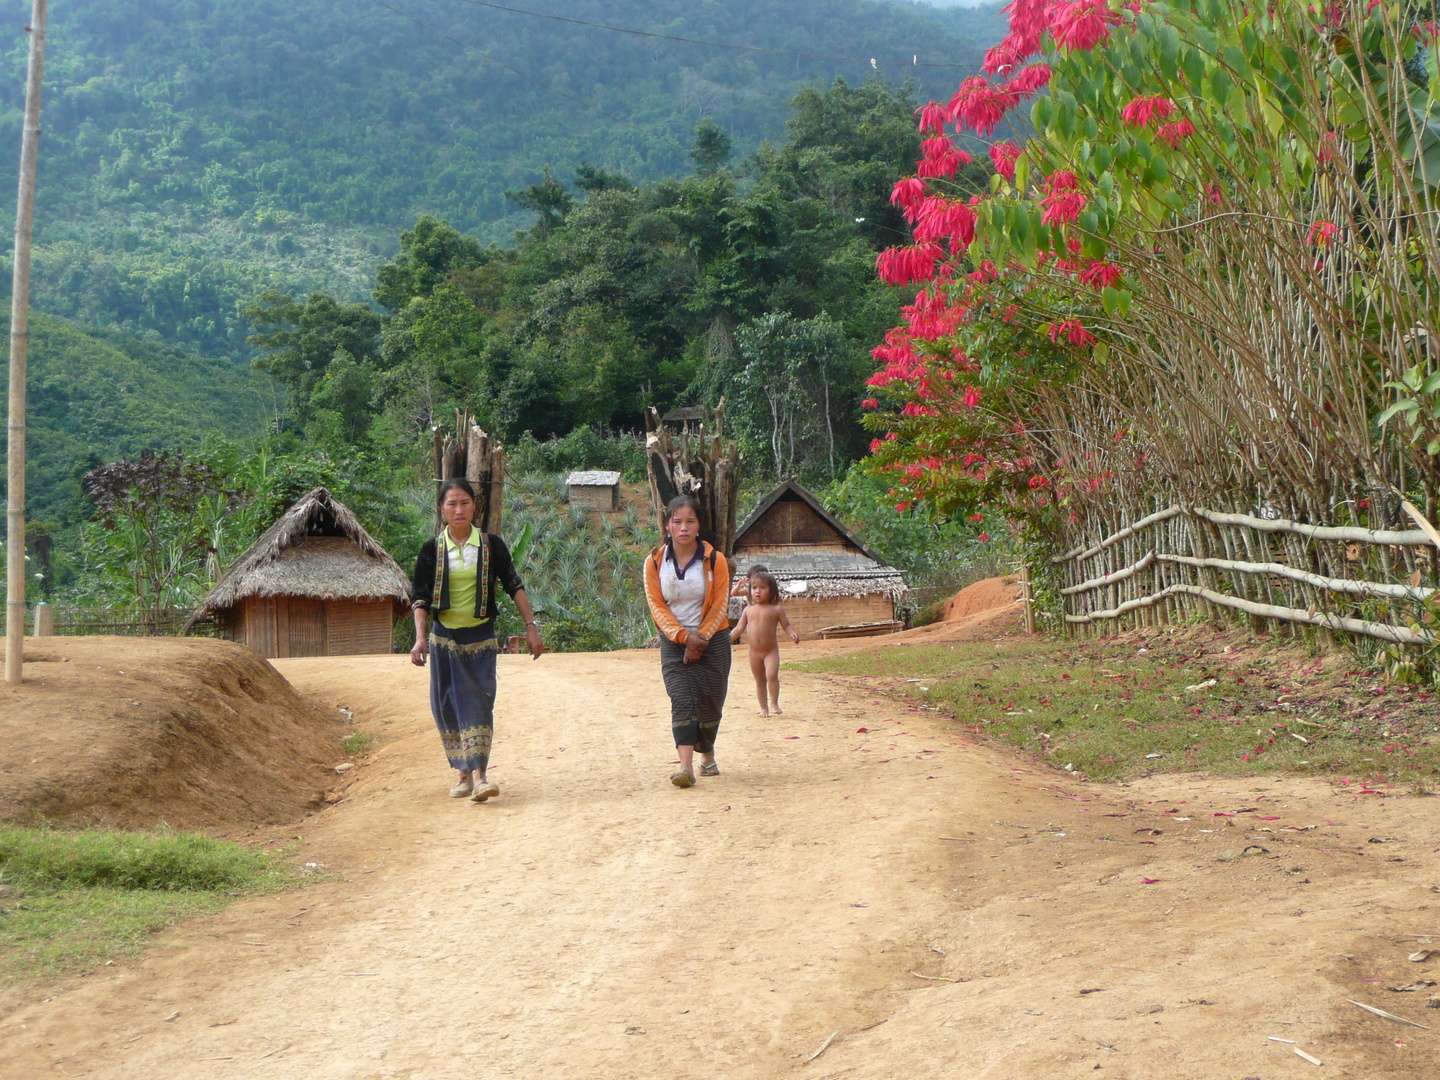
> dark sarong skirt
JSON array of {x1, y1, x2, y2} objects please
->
[
  {"x1": 429, "y1": 620, "x2": 499, "y2": 772},
  {"x1": 659, "y1": 631, "x2": 731, "y2": 753}
]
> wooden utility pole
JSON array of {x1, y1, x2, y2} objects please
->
[{"x1": 5, "y1": 1, "x2": 48, "y2": 685}]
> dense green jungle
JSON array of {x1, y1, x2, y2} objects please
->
[{"x1": 0, "y1": 0, "x2": 1004, "y2": 639}]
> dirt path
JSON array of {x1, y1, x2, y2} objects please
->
[{"x1": 2, "y1": 644, "x2": 1437, "y2": 1078}]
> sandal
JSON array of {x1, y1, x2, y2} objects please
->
[
  {"x1": 699, "y1": 763, "x2": 720, "y2": 777},
  {"x1": 670, "y1": 771, "x2": 695, "y2": 789}
]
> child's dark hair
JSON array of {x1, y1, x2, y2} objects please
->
[
  {"x1": 748, "y1": 569, "x2": 781, "y2": 605},
  {"x1": 663, "y1": 493, "x2": 702, "y2": 523}
]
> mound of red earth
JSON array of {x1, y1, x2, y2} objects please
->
[
  {"x1": 0, "y1": 636, "x2": 347, "y2": 832},
  {"x1": 938, "y1": 574, "x2": 1021, "y2": 622}
]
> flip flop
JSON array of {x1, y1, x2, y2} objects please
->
[
  {"x1": 699, "y1": 763, "x2": 720, "y2": 777},
  {"x1": 670, "y1": 771, "x2": 695, "y2": 789}
]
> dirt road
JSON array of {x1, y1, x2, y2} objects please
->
[{"x1": 2, "y1": 645, "x2": 1437, "y2": 1078}]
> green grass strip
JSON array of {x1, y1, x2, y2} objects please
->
[{"x1": 0, "y1": 827, "x2": 300, "y2": 986}]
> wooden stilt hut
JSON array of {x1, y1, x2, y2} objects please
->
[
  {"x1": 731, "y1": 480, "x2": 908, "y2": 639},
  {"x1": 184, "y1": 488, "x2": 411, "y2": 658}
]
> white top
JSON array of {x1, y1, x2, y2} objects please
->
[
  {"x1": 659, "y1": 549, "x2": 707, "y2": 632},
  {"x1": 444, "y1": 529, "x2": 481, "y2": 571}
]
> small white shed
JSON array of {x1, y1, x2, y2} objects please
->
[{"x1": 566, "y1": 470, "x2": 622, "y2": 512}]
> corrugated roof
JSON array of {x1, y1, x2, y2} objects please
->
[
  {"x1": 566, "y1": 470, "x2": 622, "y2": 487},
  {"x1": 733, "y1": 549, "x2": 908, "y2": 600}
]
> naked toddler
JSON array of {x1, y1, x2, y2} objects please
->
[{"x1": 729, "y1": 569, "x2": 799, "y2": 717}]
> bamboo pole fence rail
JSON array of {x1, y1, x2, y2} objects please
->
[{"x1": 1055, "y1": 504, "x2": 1440, "y2": 650}]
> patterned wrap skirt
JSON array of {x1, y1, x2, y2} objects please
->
[
  {"x1": 659, "y1": 631, "x2": 731, "y2": 753},
  {"x1": 428, "y1": 620, "x2": 499, "y2": 772}
]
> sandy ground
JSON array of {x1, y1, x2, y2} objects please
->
[{"x1": 2, "y1": 638, "x2": 1438, "y2": 1079}]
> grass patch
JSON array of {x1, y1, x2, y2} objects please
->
[
  {"x1": 340, "y1": 731, "x2": 377, "y2": 756},
  {"x1": 791, "y1": 635, "x2": 1440, "y2": 785},
  {"x1": 0, "y1": 827, "x2": 299, "y2": 986}
]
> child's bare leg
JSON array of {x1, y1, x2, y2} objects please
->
[
  {"x1": 765, "y1": 647, "x2": 782, "y2": 712},
  {"x1": 749, "y1": 648, "x2": 769, "y2": 716}
]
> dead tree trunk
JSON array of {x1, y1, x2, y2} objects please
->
[
  {"x1": 644, "y1": 400, "x2": 741, "y2": 557},
  {"x1": 431, "y1": 409, "x2": 505, "y2": 535}
]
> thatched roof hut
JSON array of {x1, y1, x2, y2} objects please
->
[
  {"x1": 732, "y1": 480, "x2": 907, "y2": 639},
  {"x1": 186, "y1": 488, "x2": 411, "y2": 658}
]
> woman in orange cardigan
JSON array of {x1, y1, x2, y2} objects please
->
[{"x1": 643, "y1": 494, "x2": 732, "y2": 788}]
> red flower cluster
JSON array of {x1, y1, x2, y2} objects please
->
[
  {"x1": 989, "y1": 140, "x2": 1022, "y2": 181},
  {"x1": 903, "y1": 287, "x2": 968, "y2": 339},
  {"x1": 918, "y1": 136, "x2": 972, "y2": 180},
  {"x1": 914, "y1": 100, "x2": 948, "y2": 136},
  {"x1": 1120, "y1": 95, "x2": 1175, "y2": 129},
  {"x1": 1050, "y1": 319, "x2": 1095, "y2": 346},
  {"x1": 981, "y1": 34, "x2": 1030, "y2": 76},
  {"x1": 1041, "y1": 171, "x2": 1085, "y2": 226},
  {"x1": 1306, "y1": 220, "x2": 1339, "y2": 247},
  {"x1": 889, "y1": 177, "x2": 928, "y2": 220},
  {"x1": 948, "y1": 76, "x2": 1017, "y2": 138},
  {"x1": 877, "y1": 244, "x2": 943, "y2": 286},
  {"x1": 1049, "y1": 0, "x2": 1120, "y2": 50},
  {"x1": 1155, "y1": 119, "x2": 1195, "y2": 148},
  {"x1": 1008, "y1": 63, "x2": 1052, "y2": 97},
  {"x1": 1077, "y1": 261, "x2": 1122, "y2": 289},
  {"x1": 912, "y1": 196, "x2": 978, "y2": 256}
]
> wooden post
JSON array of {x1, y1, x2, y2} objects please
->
[
  {"x1": 1019, "y1": 564, "x2": 1037, "y2": 635},
  {"x1": 5, "y1": 0, "x2": 47, "y2": 685},
  {"x1": 486, "y1": 444, "x2": 505, "y2": 535}
]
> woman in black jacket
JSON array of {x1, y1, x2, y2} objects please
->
[{"x1": 411, "y1": 478, "x2": 544, "y2": 802}]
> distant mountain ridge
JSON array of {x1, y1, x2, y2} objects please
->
[{"x1": 0, "y1": 0, "x2": 1001, "y2": 362}]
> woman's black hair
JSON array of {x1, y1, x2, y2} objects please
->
[
  {"x1": 747, "y1": 568, "x2": 781, "y2": 605},
  {"x1": 438, "y1": 477, "x2": 478, "y2": 513},
  {"x1": 663, "y1": 493, "x2": 702, "y2": 523}
]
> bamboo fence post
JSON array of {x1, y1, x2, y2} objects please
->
[{"x1": 1020, "y1": 564, "x2": 1037, "y2": 635}]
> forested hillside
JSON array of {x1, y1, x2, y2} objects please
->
[
  {"x1": 0, "y1": 314, "x2": 267, "y2": 525},
  {"x1": 0, "y1": 0, "x2": 1001, "y2": 360},
  {"x1": 0, "y1": 1, "x2": 1004, "y2": 622}
]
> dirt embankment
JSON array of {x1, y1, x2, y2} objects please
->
[
  {"x1": 0, "y1": 636, "x2": 347, "y2": 831},
  {"x1": 939, "y1": 574, "x2": 1021, "y2": 622}
]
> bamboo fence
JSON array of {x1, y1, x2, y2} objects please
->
[{"x1": 1055, "y1": 501, "x2": 1440, "y2": 648}]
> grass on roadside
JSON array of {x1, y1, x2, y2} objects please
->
[
  {"x1": 340, "y1": 731, "x2": 377, "y2": 756},
  {"x1": 790, "y1": 635, "x2": 1440, "y2": 786},
  {"x1": 0, "y1": 827, "x2": 300, "y2": 986}
]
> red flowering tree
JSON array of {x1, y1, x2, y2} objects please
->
[{"x1": 864, "y1": 0, "x2": 1440, "y2": 552}]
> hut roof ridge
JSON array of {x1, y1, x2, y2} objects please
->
[{"x1": 735, "y1": 479, "x2": 888, "y2": 566}]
